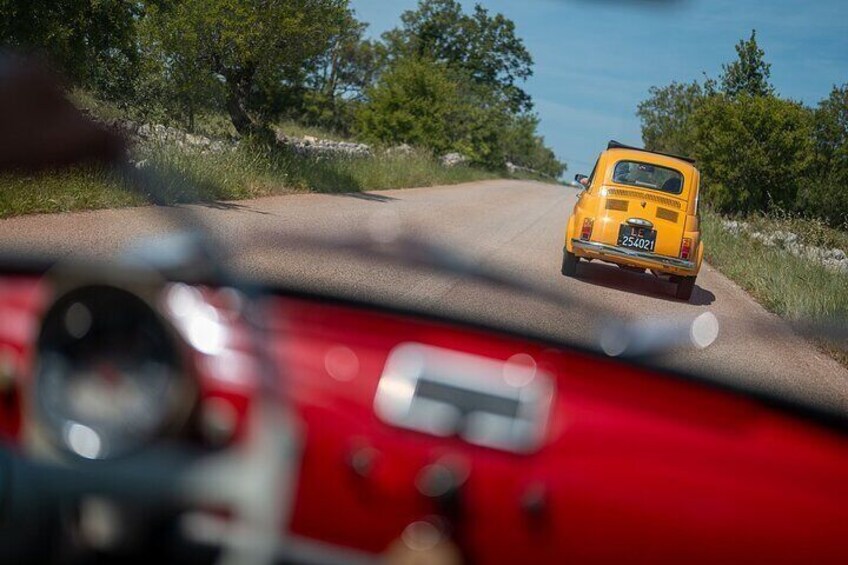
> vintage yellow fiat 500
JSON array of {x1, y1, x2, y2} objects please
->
[{"x1": 563, "y1": 141, "x2": 704, "y2": 301}]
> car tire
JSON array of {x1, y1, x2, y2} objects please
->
[
  {"x1": 561, "y1": 250, "x2": 579, "y2": 277},
  {"x1": 676, "y1": 276, "x2": 696, "y2": 301}
]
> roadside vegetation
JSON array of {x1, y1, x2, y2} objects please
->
[
  {"x1": 0, "y1": 0, "x2": 565, "y2": 219},
  {"x1": 701, "y1": 211, "x2": 848, "y2": 366},
  {"x1": 638, "y1": 30, "x2": 846, "y2": 229},
  {"x1": 0, "y1": 141, "x2": 497, "y2": 219},
  {"x1": 702, "y1": 212, "x2": 847, "y2": 321},
  {"x1": 637, "y1": 31, "x2": 847, "y2": 363}
]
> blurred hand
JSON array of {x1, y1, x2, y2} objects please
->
[{"x1": 0, "y1": 55, "x2": 125, "y2": 172}]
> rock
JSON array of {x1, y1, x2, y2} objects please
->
[
  {"x1": 387, "y1": 144, "x2": 414, "y2": 156},
  {"x1": 274, "y1": 131, "x2": 372, "y2": 158},
  {"x1": 721, "y1": 219, "x2": 750, "y2": 234},
  {"x1": 184, "y1": 133, "x2": 210, "y2": 148},
  {"x1": 719, "y1": 218, "x2": 846, "y2": 274},
  {"x1": 441, "y1": 152, "x2": 468, "y2": 167}
]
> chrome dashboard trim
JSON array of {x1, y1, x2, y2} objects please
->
[{"x1": 374, "y1": 343, "x2": 554, "y2": 453}]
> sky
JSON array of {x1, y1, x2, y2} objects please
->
[{"x1": 350, "y1": 0, "x2": 848, "y2": 175}]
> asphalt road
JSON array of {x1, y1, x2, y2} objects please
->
[{"x1": 1, "y1": 179, "x2": 846, "y2": 412}]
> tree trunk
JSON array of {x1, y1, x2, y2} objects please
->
[
  {"x1": 226, "y1": 89, "x2": 256, "y2": 136},
  {"x1": 223, "y1": 66, "x2": 261, "y2": 137},
  {"x1": 187, "y1": 102, "x2": 195, "y2": 133}
]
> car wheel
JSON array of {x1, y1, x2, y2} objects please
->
[
  {"x1": 676, "y1": 276, "x2": 696, "y2": 301},
  {"x1": 561, "y1": 250, "x2": 578, "y2": 277}
]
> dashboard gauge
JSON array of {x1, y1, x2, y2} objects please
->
[{"x1": 32, "y1": 285, "x2": 188, "y2": 459}]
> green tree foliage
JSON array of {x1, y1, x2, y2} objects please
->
[
  {"x1": 501, "y1": 114, "x2": 566, "y2": 178},
  {"x1": 356, "y1": 58, "x2": 463, "y2": 155},
  {"x1": 383, "y1": 0, "x2": 534, "y2": 113},
  {"x1": 637, "y1": 30, "x2": 848, "y2": 227},
  {"x1": 0, "y1": 0, "x2": 562, "y2": 176},
  {"x1": 356, "y1": 57, "x2": 563, "y2": 175},
  {"x1": 692, "y1": 95, "x2": 814, "y2": 214},
  {"x1": 143, "y1": 0, "x2": 350, "y2": 135},
  {"x1": 0, "y1": 0, "x2": 142, "y2": 100},
  {"x1": 637, "y1": 81, "x2": 704, "y2": 157},
  {"x1": 300, "y1": 13, "x2": 387, "y2": 133},
  {"x1": 804, "y1": 84, "x2": 848, "y2": 226},
  {"x1": 359, "y1": 0, "x2": 562, "y2": 175},
  {"x1": 135, "y1": 9, "x2": 225, "y2": 131},
  {"x1": 719, "y1": 30, "x2": 774, "y2": 98}
]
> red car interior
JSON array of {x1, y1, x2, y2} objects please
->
[{"x1": 1, "y1": 272, "x2": 846, "y2": 563}]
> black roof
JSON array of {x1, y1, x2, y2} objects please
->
[{"x1": 607, "y1": 140, "x2": 696, "y2": 165}]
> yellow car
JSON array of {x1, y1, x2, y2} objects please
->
[{"x1": 562, "y1": 141, "x2": 704, "y2": 301}]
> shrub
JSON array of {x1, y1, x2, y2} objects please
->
[
  {"x1": 801, "y1": 84, "x2": 848, "y2": 228},
  {"x1": 692, "y1": 94, "x2": 814, "y2": 215},
  {"x1": 356, "y1": 58, "x2": 463, "y2": 156}
]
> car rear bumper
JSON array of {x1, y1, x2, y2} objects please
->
[{"x1": 570, "y1": 239, "x2": 697, "y2": 275}]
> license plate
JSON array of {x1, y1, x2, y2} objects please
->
[{"x1": 617, "y1": 225, "x2": 657, "y2": 252}]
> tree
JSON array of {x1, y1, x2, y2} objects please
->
[
  {"x1": 0, "y1": 0, "x2": 142, "y2": 100},
  {"x1": 719, "y1": 29, "x2": 774, "y2": 98},
  {"x1": 301, "y1": 12, "x2": 387, "y2": 133},
  {"x1": 382, "y1": 0, "x2": 534, "y2": 113},
  {"x1": 637, "y1": 81, "x2": 704, "y2": 157},
  {"x1": 356, "y1": 57, "x2": 463, "y2": 154},
  {"x1": 136, "y1": 10, "x2": 226, "y2": 131},
  {"x1": 144, "y1": 0, "x2": 350, "y2": 136},
  {"x1": 692, "y1": 95, "x2": 814, "y2": 214},
  {"x1": 356, "y1": 57, "x2": 564, "y2": 173},
  {"x1": 501, "y1": 114, "x2": 566, "y2": 178},
  {"x1": 804, "y1": 84, "x2": 848, "y2": 226}
]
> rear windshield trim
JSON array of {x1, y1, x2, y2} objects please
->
[{"x1": 609, "y1": 159, "x2": 685, "y2": 195}]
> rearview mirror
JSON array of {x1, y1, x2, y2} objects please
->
[{"x1": 574, "y1": 174, "x2": 589, "y2": 187}]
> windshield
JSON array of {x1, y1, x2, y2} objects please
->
[
  {"x1": 0, "y1": 2, "x2": 845, "y2": 437},
  {"x1": 612, "y1": 160, "x2": 684, "y2": 194},
  {"x1": 1, "y1": 1, "x2": 847, "y2": 562}
]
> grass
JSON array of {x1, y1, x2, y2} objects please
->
[
  {"x1": 0, "y1": 166, "x2": 142, "y2": 217},
  {"x1": 701, "y1": 211, "x2": 848, "y2": 366},
  {"x1": 0, "y1": 141, "x2": 498, "y2": 219}
]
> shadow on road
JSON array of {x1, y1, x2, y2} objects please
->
[
  {"x1": 195, "y1": 200, "x2": 275, "y2": 215},
  {"x1": 330, "y1": 191, "x2": 397, "y2": 202},
  {"x1": 573, "y1": 261, "x2": 716, "y2": 306}
]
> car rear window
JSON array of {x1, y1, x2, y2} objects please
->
[{"x1": 611, "y1": 160, "x2": 684, "y2": 194}]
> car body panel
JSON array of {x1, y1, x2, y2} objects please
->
[
  {"x1": 565, "y1": 148, "x2": 703, "y2": 276},
  {"x1": 2, "y1": 274, "x2": 848, "y2": 563}
]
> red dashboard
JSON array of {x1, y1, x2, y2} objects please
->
[{"x1": 1, "y1": 273, "x2": 847, "y2": 563}]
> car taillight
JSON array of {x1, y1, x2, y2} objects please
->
[
  {"x1": 581, "y1": 218, "x2": 594, "y2": 240},
  {"x1": 680, "y1": 238, "x2": 692, "y2": 260}
]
